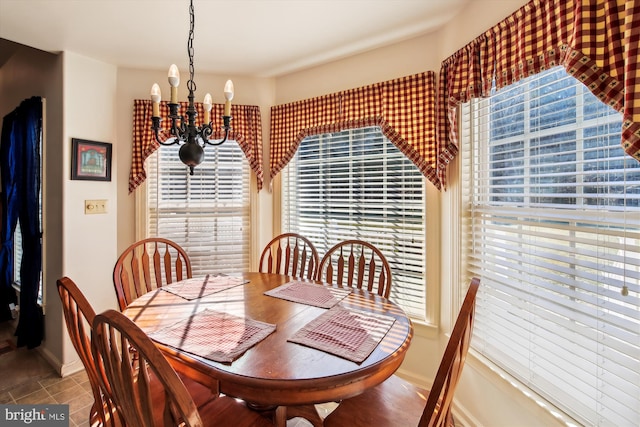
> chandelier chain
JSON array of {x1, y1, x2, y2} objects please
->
[
  {"x1": 150, "y1": 0, "x2": 232, "y2": 175},
  {"x1": 187, "y1": 0, "x2": 196, "y2": 94}
]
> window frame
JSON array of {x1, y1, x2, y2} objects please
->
[
  {"x1": 135, "y1": 142, "x2": 260, "y2": 274},
  {"x1": 452, "y1": 67, "x2": 640, "y2": 427},
  {"x1": 278, "y1": 126, "x2": 440, "y2": 325}
]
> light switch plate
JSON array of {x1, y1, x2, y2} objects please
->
[{"x1": 85, "y1": 199, "x2": 107, "y2": 214}]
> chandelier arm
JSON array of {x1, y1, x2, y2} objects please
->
[
  {"x1": 202, "y1": 116, "x2": 233, "y2": 146},
  {"x1": 152, "y1": 117, "x2": 180, "y2": 146},
  {"x1": 203, "y1": 128, "x2": 230, "y2": 147},
  {"x1": 155, "y1": 135, "x2": 180, "y2": 146}
]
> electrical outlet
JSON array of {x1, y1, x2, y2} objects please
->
[{"x1": 85, "y1": 199, "x2": 107, "y2": 214}]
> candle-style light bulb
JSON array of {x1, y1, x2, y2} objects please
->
[
  {"x1": 223, "y1": 80, "x2": 234, "y2": 116},
  {"x1": 150, "y1": 83, "x2": 161, "y2": 117},
  {"x1": 203, "y1": 93, "x2": 212, "y2": 124},
  {"x1": 168, "y1": 64, "x2": 180, "y2": 103}
]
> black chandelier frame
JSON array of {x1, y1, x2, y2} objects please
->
[{"x1": 150, "y1": 0, "x2": 232, "y2": 175}]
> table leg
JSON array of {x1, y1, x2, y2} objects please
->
[
  {"x1": 275, "y1": 406, "x2": 287, "y2": 427},
  {"x1": 246, "y1": 403, "x2": 288, "y2": 427},
  {"x1": 286, "y1": 404, "x2": 324, "y2": 427}
]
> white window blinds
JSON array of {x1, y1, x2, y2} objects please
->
[
  {"x1": 461, "y1": 67, "x2": 640, "y2": 427},
  {"x1": 282, "y1": 126, "x2": 427, "y2": 319},
  {"x1": 145, "y1": 141, "x2": 251, "y2": 274}
]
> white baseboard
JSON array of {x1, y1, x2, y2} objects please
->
[
  {"x1": 36, "y1": 345, "x2": 83, "y2": 377},
  {"x1": 395, "y1": 367, "x2": 483, "y2": 427},
  {"x1": 395, "y1": 366, "x2": 431, "y2": 388},
  {"x1": 59, "y1": 358, "x2": 85, "y2": 377},
  {"x1": 36, "y1": 345, "x2": 62, "y2": 374},
  {"x1": 451, "y1": 400, "x2": 484, "y2": 427}
]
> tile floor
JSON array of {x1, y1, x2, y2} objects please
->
[
  {"x1": 0, "y1": 318, "x2": 327, "y2": 427},
  {"x1": 0, "y1": 318, "x2": 95, "y2": 427}
]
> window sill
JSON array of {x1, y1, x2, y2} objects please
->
[{"x1": 408, "y1": 317, "x2": 438, "y2": 339}]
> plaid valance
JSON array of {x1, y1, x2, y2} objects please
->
[
  {"x1": 129, "y1": 100, "x2": 264, "y2": 193},
  {"x1": 438, "y1": 0, "x2": 640, "y2": 188},
  {"x1": 270, "y1": 71, "x2": 440, "y2": 188}
]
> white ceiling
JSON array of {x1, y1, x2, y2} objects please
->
[{"x1": 0, "y1": 0, "x2": 469, "y2": 77}]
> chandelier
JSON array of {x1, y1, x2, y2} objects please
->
[{"x1": 149, "y1": 0, "x2": 233, "y2": 175}]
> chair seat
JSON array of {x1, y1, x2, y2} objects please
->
[
  {"x1": 88, "y1": 365, "x2": 243, "y2": 427},
  {"x1": 176, "y1": 374, "x2": 217, "y2": 409},
  {"x1": 148, "y1": 370, "x2": 270, "y2": 426},
  {"x1": 324, "y1": 375, "x2": 428, "y2": 427}
]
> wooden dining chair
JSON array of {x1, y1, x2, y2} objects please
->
[
  {"x1": 113, "y1": 237, "x2": 192, "y2": 310},
  {"x1": 58, "y1": 276, "x2": 217, "y2": 425},
  {"x1": 91, "y1": 309, "x2": 274, "y2": 427},
  {"x1": 323, "y1": 277, "x2": 480, "y2": 427},
  {"x1": 259, "y1": 233, "x2": 320, "y2": 279},
  {"x1": 316, "y1": 239, "x2": 392, "y2": 298},
  {"x1": 56, "y1": 277, "x2": 122, "y2": 427}
]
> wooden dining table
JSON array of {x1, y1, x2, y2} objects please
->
[{"x1": 122, "y1": 272, "x2": 413, "y2": 426}]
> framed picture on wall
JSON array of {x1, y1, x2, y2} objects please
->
[{"x1": 71, "y1": 138, "x2": 112, "y2": 181}]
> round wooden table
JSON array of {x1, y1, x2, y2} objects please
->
[{"x1": 123, "y1": 272, "x2": 413, "y2": 425}]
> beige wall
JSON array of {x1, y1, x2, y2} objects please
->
[
  {"x1": 56, "y1": 52, "x2": 119, "y2": 374},
  {"x1": 274, "y1": 30, "x2": 442, "y2": 104}
]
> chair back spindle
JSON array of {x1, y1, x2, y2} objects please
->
[
  {"x1": 317, "y1": 240, "x2": 392, "y2": 298},
  {"x1": 92, "y1": 310, "x2": 204, "y2": 426},
  {"x1": 113, "y1": 237, "x2": 192, "y2": 310},
  {"x1": 91, "y1": 309, "x2": 273, "y2": 427},
  {"x1": 259, "y1": 233, "x2": 320, "y2": 280}
]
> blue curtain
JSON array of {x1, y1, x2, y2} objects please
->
[{"x1": 0, "y1": 96, "x2": 43, "y2": 349}]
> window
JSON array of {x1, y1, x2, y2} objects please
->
[
  {"x1": 460, "y1": 67, "x2": 640, "y2": 426},
  {"x1": 282, "y1": 126, "x2": 427, "y2": 319},
  {"x1": 143, "y1": 141, "x2": 251, "y2": 274}
]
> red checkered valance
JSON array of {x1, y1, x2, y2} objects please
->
[
  {"x1": 270, "y1": 71, "x2": 440, "y2": 188},
  {"x1": 129, "y1": 100, "x2": 263, "y2": 193},
  {"x1": 438, "y1": 0, "x2": 640, "y2": 188}
]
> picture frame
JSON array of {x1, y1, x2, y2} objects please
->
[{"x1": 71, "y1": 138, "x2": 112, "y2": 181}]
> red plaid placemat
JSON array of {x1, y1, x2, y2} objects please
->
[
  {"x1": 149, "y1": 309, "x2": 276, "y2": 363},
  {"x1": 162, "y1": 275, "x2": 248, "y2": 300},
  {"x1": 288, "y1": 306, "x2": 395, "y2": 363},
  {"x1": 264, "y1": 281, "x2": 351, "y2": 308}
]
